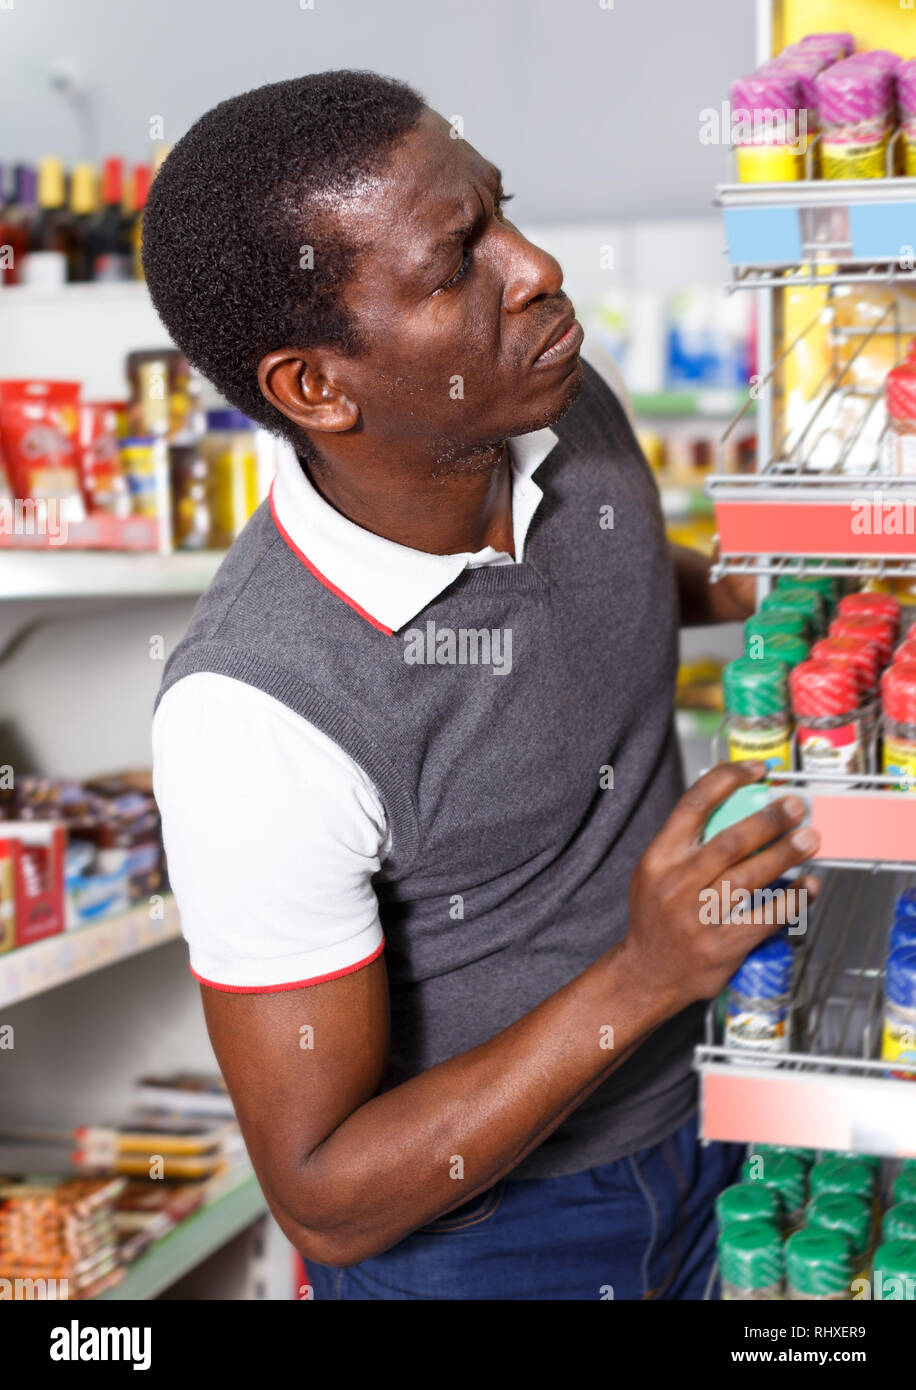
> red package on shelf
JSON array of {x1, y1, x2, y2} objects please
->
[
  {"x1": 1, "y1": 823, "x2": 67, "y2": 947},
  {"x1": 0, "y1": 381, "x2": 86, "y2": 527}
]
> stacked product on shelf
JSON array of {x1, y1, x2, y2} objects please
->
[
  {"x1": 730, "y1": 32, "x2": 916, "y2": 182},
  {"x1": 0, "y1": 351, "x2": 261, "y2": 552},
  {"x1": 0, "y1": 770, "x2": 168, "y2": 952},
  {"x1": 0, "y1": 150, "x2": 168, "y2": 288},
  {"x1": 716, "y1": 1146, "x2": 916, "y2": 1300},
  {"x1": 0, "y1": 1073, "x2": 246, "y2": 1298}
]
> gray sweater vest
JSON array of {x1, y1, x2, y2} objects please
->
[{"x1": 155, "y1": 360, "x2": 703, "y2": 1179}]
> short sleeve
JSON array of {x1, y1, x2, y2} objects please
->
[{"x1": 152, "y1": 671, "x2": 388, "y2": 991}]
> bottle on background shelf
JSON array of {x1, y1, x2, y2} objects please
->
[
  {"x1": 0, "y1": 165, "x2": 36, "y2": 285},
  {"x1": 69, "y1": 163, "x2": 98, "y2": 283},
  {"x1": 89, "y1": 157, "x2": 131, "y2": 282},
  {"x1": 130, "y1": 165, "x2": 151, "y2": 280},
  {"x1": 22, "y1": 156, "x2": 73, "y2": 287}
]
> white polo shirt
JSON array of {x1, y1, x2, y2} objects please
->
[{"x1": 152, "y1": 426, "x2": 560, "y2": 992}]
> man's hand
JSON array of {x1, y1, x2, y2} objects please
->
[{"x1": 672, "y1": 542, "x2": 756, "y2": 626}]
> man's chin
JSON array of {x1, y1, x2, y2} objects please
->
[{"x1": 510, "y1": 356, "x2": 583, "y2": 436}]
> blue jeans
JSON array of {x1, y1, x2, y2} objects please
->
[{"x1": 305, "y1": 1112, "x2": 744, "y2": 1300}]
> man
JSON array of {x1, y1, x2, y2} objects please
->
[{"x1": 147, "y1": 71, "x2": 819, "y2": 1300}]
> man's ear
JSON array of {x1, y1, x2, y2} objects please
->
[{"x1": 257, "y1": 349, "x2": 360, "y2": 434}]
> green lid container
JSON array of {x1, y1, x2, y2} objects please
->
[
  {"x1": 883, "y1": 1203, "x2": 916, "y2": 1244},
  {"x1": 755, "y1": 602, "x2": 813, "y2": 641},
  {"x1": 746, "y1": 632, "x2": 809, "y2": 670},
  {"x1": 809, "y1": 1157, "x2": 875, "y2": 1204},
  {"x1": 745, "y1": 610, "x2": 809, "y2": 643},
  {"x1": 776, "y1": 573, "x2": 839, "y2": 612},
  {"x1": 786, "y1": 1228, "x2": 852, "y2": 1297},
  {"x1": 742, "y1": 1152, "x2": 807, "y2": 1217},
  {"x1": 718, "y1": 1218, "x2": 784, "y2": 1292},
  {"x1": 723, "y1": 657, "x2": 790, "y2": 719},
  {"x1": 806, "y1": 1193, "x2": 872, "y2": 1263},
  {"x1": 873, "y1": 1239, "x2": 916, "y2": 1298},
  {"x1": 753, "y1": 1144, "x2": 816, "y2": 1172},
  {"x1": 821, "y1": 1150, "x2": 882, "y2": 1175},
  {"x1": 893, "y1": 1169, "x2": 916, "y2": 1206},
  {"x1": 763, "y1": 586, "x2": 825, "y2": 636},
  {"x1": 717, "y1": 1183, "x2": 782, "y2": 1229}
]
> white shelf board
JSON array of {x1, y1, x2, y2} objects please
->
[
  {"x1": 0, "y1": 895, "x2": 182, "y2": 1008},
  {"x1": 0, "y1": 550, "x2": 224, "y2": 601}
]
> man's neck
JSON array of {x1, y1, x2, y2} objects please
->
[{"x1": 300, "y1": 439, "x2": 515, "y2": 557}]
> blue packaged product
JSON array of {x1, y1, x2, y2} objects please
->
[{"x1": 726, "y1": 937, "x2": 796, "y2": 1056}]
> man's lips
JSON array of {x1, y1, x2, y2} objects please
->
[{"x1": 533, "y1": 316, "x2": 584, "y2": 366}]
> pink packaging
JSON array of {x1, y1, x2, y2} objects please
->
[
  {"x1": 798, "y1": 33, "x2": 855, "y2": 59},
  {"x1": 759, "y1": 55, "x2": 825, "y2": 113},
  {"x1": 899, "y1": 60, "x2": 916, "y2": 120},
  {"x1": 731, "y1": 72, "x2": 804, "y2": 122},
  {"x1": 815, "y1": 58, "x2": 896, "y2": 129},
  {"x1": 845, "y1": 50, "x2": 902, "y2": 73}
]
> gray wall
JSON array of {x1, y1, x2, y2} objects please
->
[{"x1": 3, "y1": 0, "x2": 756, "y2": 222}]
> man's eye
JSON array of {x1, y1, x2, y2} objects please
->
[
  {"x1": 438, "y1": 248, "x2": 473, "y2": 293},
  {"x1": 495, "y1": 191, "x2": 514, "y2": 219}
]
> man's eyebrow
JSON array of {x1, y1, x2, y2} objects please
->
[{"x1": 417, "y1": 167, "x2": 505, "y2": 272}]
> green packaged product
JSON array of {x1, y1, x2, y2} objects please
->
[
  {"x1": 718, "y1": 1219, "x2": 784, "y2": 1300},
  {"x1": 806, "y1": 1193, "x2": 872, "y2": 1266},
  {"x1": 716, "y1": 1183, "x2": 782, "y2": 1229},
  {"x1": 742, "y1": 1152, "x2": 807, "y2": 1225},
  {"x1": 775, "y1": 572, "x2": 839, "y2": 613},
  {"x1": 762, "y1": 587, "x2": 825, "y2": 637},
  {"x1": 892, "y1": 1168, "x2": 916, "y2": 1206},
  {"x1": 882, "y1": 1203, "x2": 916, "y2": 1244},
  {"x1": 872, "y1": 1239, "x2": 916, "y2": 1299},
  {"x1": 786, "y1": 1227, "x2": 852, "y2": 1299},
  {"x1": 745, "y1": 610, "x2": 809, "y2": 644},
  {"x1": 746, "y1": 632, "x2": 809, "y2": 670},
  {"x1": 752, "y1": 1144, "x2": 816, "y2": 1172},
  {"x1": 809, "y1": 1157, "x2": 875, "y2": 1205}
]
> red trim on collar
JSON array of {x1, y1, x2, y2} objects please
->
[{"x1": 269, "y1": 479, "x2": 394, "y2": 636}]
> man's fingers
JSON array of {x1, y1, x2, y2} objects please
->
[
  {"x1": 648, "y1": 760, "x2": 767, "y2": 863},
  {"x1": 692, "y1": 797, "x2": 814, "y2": 885}
]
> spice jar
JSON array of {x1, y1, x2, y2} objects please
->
[
  {"x1": 884, "y1": 360, "x2": 916, "y2": 477},
  {"x1": 809, "y1": 1156, "x2": 877, "y2": 1207},
  {"x1": 730, "y1": 72, "x2": 807, "y2": 183},
  {"x1": 811, "y1": 636, "x2": 881, "y2": 765},
  {"x1": 718, "y1": 1219, "x2": 785, "y2": 1301},
  {"x1": 882, "y1": 1204, "x2": 916, "y2": 1244},
  {"x1": 722, "y1": 657, "x2": 792, "y2": 771},
  {"x1": 199, "y1": 409, "x2": 260, "y2": 547},
  {"x1": 830, "y1": 612, "x2": 895, "y2": 667},
  {"x1": 725, "y1": 936, "x2": 795, "y2": 1058},
  {"x1": 893, "y1": 1168, "x2": 916, "y2": 1206},
  {"x1": 785, "y1": 1228, "x2": 852, "y2": 1300},
  {"x1": 745, "y1": 609, "x2": 809, "y2": 646},
  {"x1": 170, "y1": 443, "x2": 213, "y2": 550},
  {"x1": 742, "y1": 1152, "x2": 808, "y2": 1230},
  {"x1": 763, "y1": 586, "x2": 825, "y2": 638},
  {"x1": 881, "y1": 661, "x2": 916, "y2": 790},
  {"x1": 837, "y1": 591, "x2": 901, "y2": 640},
  {"x1": 872, "y1": 1240, "x2": 916, "y2": 1300},
  {"x1": 775, "y1": 571, "x2": 839, "y2": 618},
  {"x1": 815, "y1": 59, "x2": 895, "y2": 180},
  {"x1": 790, "y1": 658, "x2": 864, "y2": 775},
  {"x1": 806, "y1": 1193, "x2": 873, "y2": 1276},
  {"x1": 748, "y1": 632, "x2": 809, "y2": 671},
  {"x1": 900, "y1": 61, "x2": 916, "y2": 178},
  {"x1": 883, "y1": 947, "x2": 916, "y2": 1080},
  {"x1": 716, "y1": 1183, "x2": 782, "y2": 1230}
]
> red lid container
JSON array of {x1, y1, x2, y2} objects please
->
[
  {"x1": 791, "y1": 659, "x2": 860, "y2": 719},
  {"x1": 829, "y1": 614, "x2": 895, "y2": 666},
  {"x1": 882, "y1": 661, "x2": 916, "y2": 726},
  {"x1": 887, "y1": 364, "x2": 916, "y2": 424},
  {"x1": 837, "y1": 591, "x2": 900, "y2": 636},
  {"x1": 895, "y1": 639, "x2": 916, "y2": 665},
  {"x1": 811, "y1": 636, "x2": 880, "y2": 692}
]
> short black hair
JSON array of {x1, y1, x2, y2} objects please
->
[{"x1": 142, "y1": 70, "x2": 426, "y2": 454}]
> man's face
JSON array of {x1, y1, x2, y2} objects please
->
[{"x1": 325, "y1": 107, "x2": 583, "y2": 459}]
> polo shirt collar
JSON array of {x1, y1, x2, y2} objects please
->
[{"x1": 269, "y1": 427, "x2": 558, "y2": 635}]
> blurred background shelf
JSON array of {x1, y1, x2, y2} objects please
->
[
  {"x1": 0, "y1": 550, "x2": 224, "y2": 601},
  {"x1": 94, "y1": 1170, "x2": 267, "y2": 1301},
  {"x1": 0, "y1": 896, "x2": 181, "y2": 1008}
]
